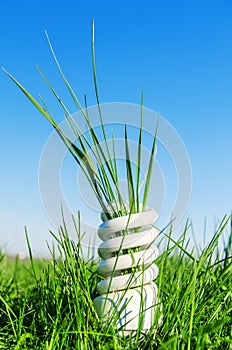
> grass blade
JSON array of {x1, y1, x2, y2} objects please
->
[
  {"x1": 135, "y1": 90, "x2": 144, "y2": 212},
  {"x1": 125, "y1": 124, "x2": 135, "y2": 213},
  {"x1": 142, "y1": 118, "x2": 159, "y2": 210}
]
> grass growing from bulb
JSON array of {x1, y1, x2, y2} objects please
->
[
  {"x1": 0, "y1": 216, "x2": 231, "y2": 349},
  {"x1": 3, "y1": 21, "x2": 158, "y2": 220},
  {"x1": 2, "y1": 22, "x2": 232, "y2": 349}
]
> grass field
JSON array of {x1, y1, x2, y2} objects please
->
[{"x1": 0, "y1": 215, "x2": 231, "y2": 350}]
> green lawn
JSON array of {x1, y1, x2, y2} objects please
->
[{"x1": 0, "y1": 216, "x2": 231, "y2": 350}]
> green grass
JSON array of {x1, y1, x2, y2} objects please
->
[
  {"x1": 2, "y1": 21, "x2": 159, "y2": 220},
  {"x1": 0, "y1": 215, "x2": 231, "y2": 350},
  {"x1": 2, "y1": 23, "x2": 232, "y2": 349}
]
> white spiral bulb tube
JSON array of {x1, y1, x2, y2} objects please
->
[{"x1": 94, "y1": 204, "x2": 161, "y2": 336}]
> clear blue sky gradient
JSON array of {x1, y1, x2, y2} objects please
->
[{"x1": 1, "y1": 0, "x2": 232, "y2": 256}]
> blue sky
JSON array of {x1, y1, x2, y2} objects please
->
[{"x1": 1, "y1": 0, "x2": 232, "y2": 256}]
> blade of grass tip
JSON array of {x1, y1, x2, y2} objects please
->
[
  {"x1": 125, "y1": 124, "x2": 135, "y2": 214},
  {"x1": 45, "y1": 29, "x2": 116, "y2": 208},
  {"x1": 92, "y1": 21, "x2": 125, "y2": 214},
  {"x1": 2, "y1": 69, "x2": 82, "y2": 172},
  {"x1": 190, "y1": 219, "x2": 200, "y2": 257},
  {"x1": 91, "y1": 19, "x2": 114, "y2": 174},
  {"x1": 44, "y1": 30, "x2": 118, "y2": 194},
  {"x1": 49, "y1": 230, "x2": 62, "y2": 246},
  {"x1": 44, "y1": 31, "x2": 89, "y2": 122},
  {"x1": 135, "y1": 89, "x2": 144, "y2": 212},
  {"x1": 142, "y1": 117, "x2": 159, "y2": 211},
  {"x1": 37, "y1": 65, "x2": 71, "y2": 115},
  {"x1": 37, "y1": 65, "x2": 83, "y2": 131},
  {"x1": 203, "y1": 215, "x2": 229, "y2": 259},
  {"x1": 37, "y1": 65, "x2": 96, "y2": 156},
  {"x1": 162, "y1": 229, "x2": 195, "y2": 261},
  {"x1": 2, "y1": 68, "x2": 57, "y2": 127},
  {"x1": 4, "y1": 59, "x2": 121, "y2": 215},
  {"x1": 24, "y1": 226, "x2": 37, "y2": 281}
]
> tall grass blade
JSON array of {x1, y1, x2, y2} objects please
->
[
  {"x1": 91, "y1": 20, "x2": 114, "y2": 175},
  {"x1": 125, "y1": 124, "x2": 135, "y2": 213},
  {"x1": 142, "y1": 118, "x2": 158, "y2": 211},
  {"x1": 135, "y1": 90, "x2": 144, "y2": 212}
]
